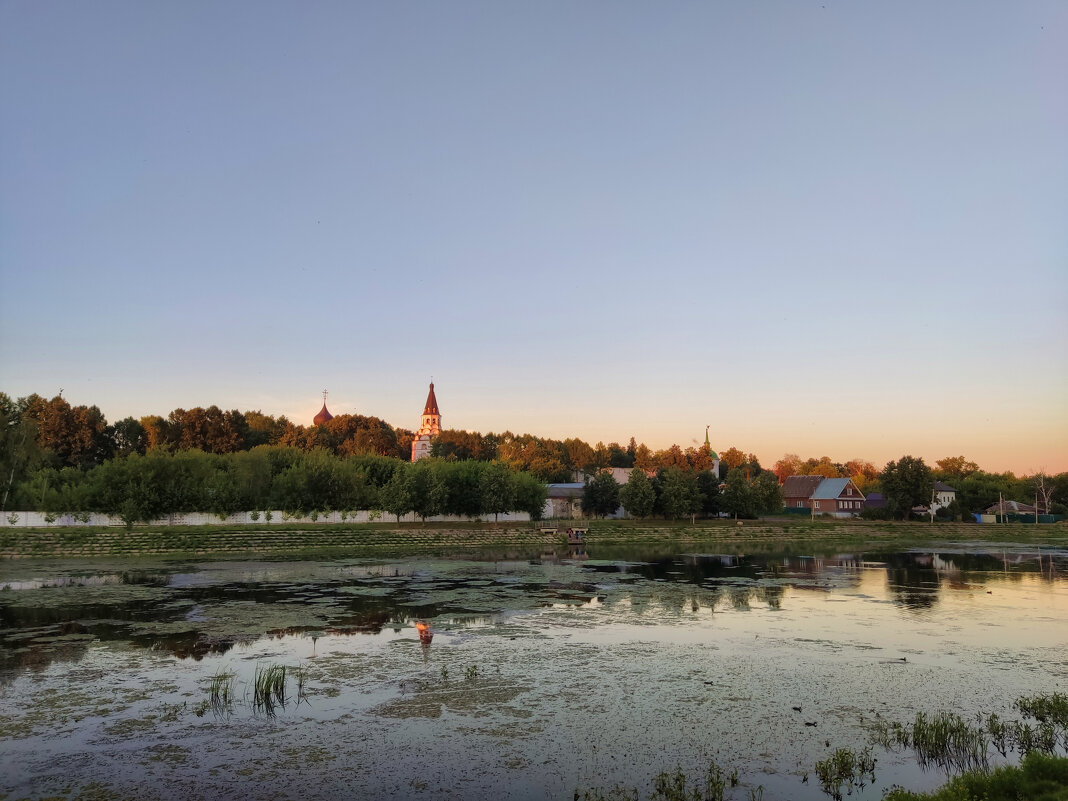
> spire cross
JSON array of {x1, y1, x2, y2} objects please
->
[{"x1": 322, "y1": 389, "x2": 328, "y2": 404}]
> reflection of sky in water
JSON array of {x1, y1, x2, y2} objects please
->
[
  {"x1": 528, "y1": 564, "x2": 1066, "y2": 667},
  {"x1": 0, "y1": 548, "x2": 1066, "y2": 801}
]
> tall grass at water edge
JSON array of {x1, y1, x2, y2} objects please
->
[
  {"x1": 200, "y1": 662, "x2": 308, "y2": 717},
  {"x1": 873, "y1": 697, "x2": 1068, "y2": 776},
  {"x1": 207, "y1": 669, "x2": 236, "y2": 715}
]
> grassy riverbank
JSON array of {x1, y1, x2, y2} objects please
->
[{"x1": 1, "y1": 518, "x2": 1064, "y2": 559}]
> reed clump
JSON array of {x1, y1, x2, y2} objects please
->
[
  {"x1": 814, "y1": 746, "x2": 876, "y2": 801},
  {"x1": 207, "y1": 669, "x2": 236, "y2": 715},
  {"x1": 576, "y1": 760, "x2": 740, "y2": 801},
  {"x1": 293, "y1": 665, "x2": 308, "y2": 704},
  {"x1": 873, "y1": 694, "x2": 1068, "y2": 779},
  {"x1": 910, "y1": 712, "x2": 988, "y2": 773},
  {"x1": 251, "y1": 663, "x2": 287, "y2": 715}
]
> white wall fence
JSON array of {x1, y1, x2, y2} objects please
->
[{"x1": 0, "y1": 510, "x2": 533, "y2": 528}]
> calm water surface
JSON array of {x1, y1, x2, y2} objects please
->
[{"x1": 1, "y1": 542, "x2": 1066, "y2": 800}]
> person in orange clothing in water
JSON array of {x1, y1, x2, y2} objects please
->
[{"x1": 415, "y1": 621, "x2": 432, "y2": 643}]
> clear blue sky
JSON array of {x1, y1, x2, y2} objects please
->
[{"x1": 2, "y1": 1, "x2": 1066, "y2": 473}]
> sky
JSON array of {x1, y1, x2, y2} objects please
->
[{"x1": 1, "y1": 1, "x2": 1066, "y2": 475}]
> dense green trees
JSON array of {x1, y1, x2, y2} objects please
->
[
  {"x1": 720, "y1": 468, "x2": 783, "y2": 519},
  {"x1": 619, "y1": 468, "x2": 655, "y2": 519},
  {"x1": 581, "y1": 471, "x2": 621, "y2": 518},
  {"x1": 1, "y1": 394, "x2": 41, "y2": 511},
  {"x1": 5, "y1": 446, "x2": 546, "y2": 523},
  {"x1": 478, "y1": 462, "x2": 515, "y2": 522},
  {"x1": 657, "y1": 467, "x2": 700, "y2": 520},
  {"x1": 881, "y1": 456, "x2": 934, "y2": 520}
]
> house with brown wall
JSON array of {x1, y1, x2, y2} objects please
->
[
  {"x1": 782, "y1": 476, "x2": 824, "y2": 510},
  {"x1": 782, "y1": 476, "x2": 866, "y2": 518}
]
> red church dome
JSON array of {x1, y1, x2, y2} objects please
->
[
  {"x1": 313, "y1": 403, "x2": 333, "y2": 425},
  {"x1": 313, "y1": 390, "x2": 334, "y2": 425}
]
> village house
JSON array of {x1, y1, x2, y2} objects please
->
[
  {"x1": 543, "y1": 483, "x2": 585, "y2": 519},
  {"x1": 983, "y1": 499, "x2": 1037, "y2": 516},
  {"x1": 782, "y1": 476, "x2": 866, "y2": 518},
  {"x1": 931, "y1": 481, "x2": 957, "y2": 512},
  {"x1": 912, "y1": 480, "x2": 958, "y2": 518},
  {"x1": 782, "y1": 476, "x2": 825, "y2": 510}
]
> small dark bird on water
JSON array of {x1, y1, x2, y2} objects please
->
[
  {"x1": 792, "y1": 706, "x2": 802, "y2": 712},
  {"x1": 805, "y1": 721, "x2": 817, "y2": 727}
]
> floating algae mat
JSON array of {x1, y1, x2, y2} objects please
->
[{"x1": 1, "y1": 546, "x2": 1066, "y2": 800}]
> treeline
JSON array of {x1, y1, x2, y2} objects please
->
[
  {"x1": 3, "y1": 392, "x2": 1064, "y2": 521},
  {"x1": 1, "y1": 392, "x2": 416, "y2": 467},
  {"x1": 868, "y1": 455, "x2": 1068, "y2": 521},
  {"x1": 581, "y1": 466, "x2": 784, "y2": 521},
  {"x1": 772, "y1": 453, "x2": 1068, "y2": 519},
  {"x1": 1, "y1": 392, "x2": 732, "y2": 483},
  {"x1": 771, "y1": 454, "x2": 880, "y2": 487},
  {"x1": 9, "y1": 447, "x2": 547, "y2": 526},
  {"x1": 432, "y1": 430, "x2": 727, "y2": 481}
]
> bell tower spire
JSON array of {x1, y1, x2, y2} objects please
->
[{"x1": 411, "y1": 381, "x2": 442, "y2": 461}]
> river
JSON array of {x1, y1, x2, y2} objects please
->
[{"x1": 1, "y1": 542, "x2": 1066, "y2": 800}]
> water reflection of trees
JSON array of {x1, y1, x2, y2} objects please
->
[
  {"x1": 754, "y1": 584, "x2": 785, "y2": 609},
  {"x1": 882, "y1": 551, "x2": 1065, "y2": 610},
  {"x1": 1, "y1": 548, "x2": 1064, "y2": 673},
  {"x1": 586, "y1": 549, "x2": 1066, "y2": 614}
]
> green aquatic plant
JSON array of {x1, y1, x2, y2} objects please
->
[
  {"x1": 207, "y1": 669, "x2": 236, "y2": 715},
  {"x1": 910, "y1": 712, "x2": 989, "y2": 774},
  {"x1": 987, "y1": 712, "x2": 1009, "y2": 757},
  {"x1": 575, "y1": 787, "x2": 639, "y2": 801},
  {"x1": 577, "y1": 760, "x2": 734, "y2": 801},
  {"x1": 814, "y1": 746, "x2": 876, "y2": 801},
  {"x1": 876, "y1": 695, "x2": 1068, "y2": 777},
  {"x1": 251, "y1": 663, "x2": 287, "y2": 715},
  {"x1": 1012, "y1": 719, "x2": 1060, "y2": 757},
  {"x1": 651, "y1": 761, "x2": 727, "y2": 801},
  {"x1": 1016, "y1": 693, "x2": 1068, "y2": 728},
  {"x1": 293, "y1": 665, "x2": 308, "y2": 704},
  {"x1": 883, "y1": 752, "x2": 1068, "y2": 800},
  {"x1": 875, "y1": 712, "x2": 988, "y2": 774},
  {"x1": 1016, "y1": 692, "x2": 1068, "y2": 754},
  {"x1": 464, "y1": 664, "x2": 479, "y2": 682}
]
